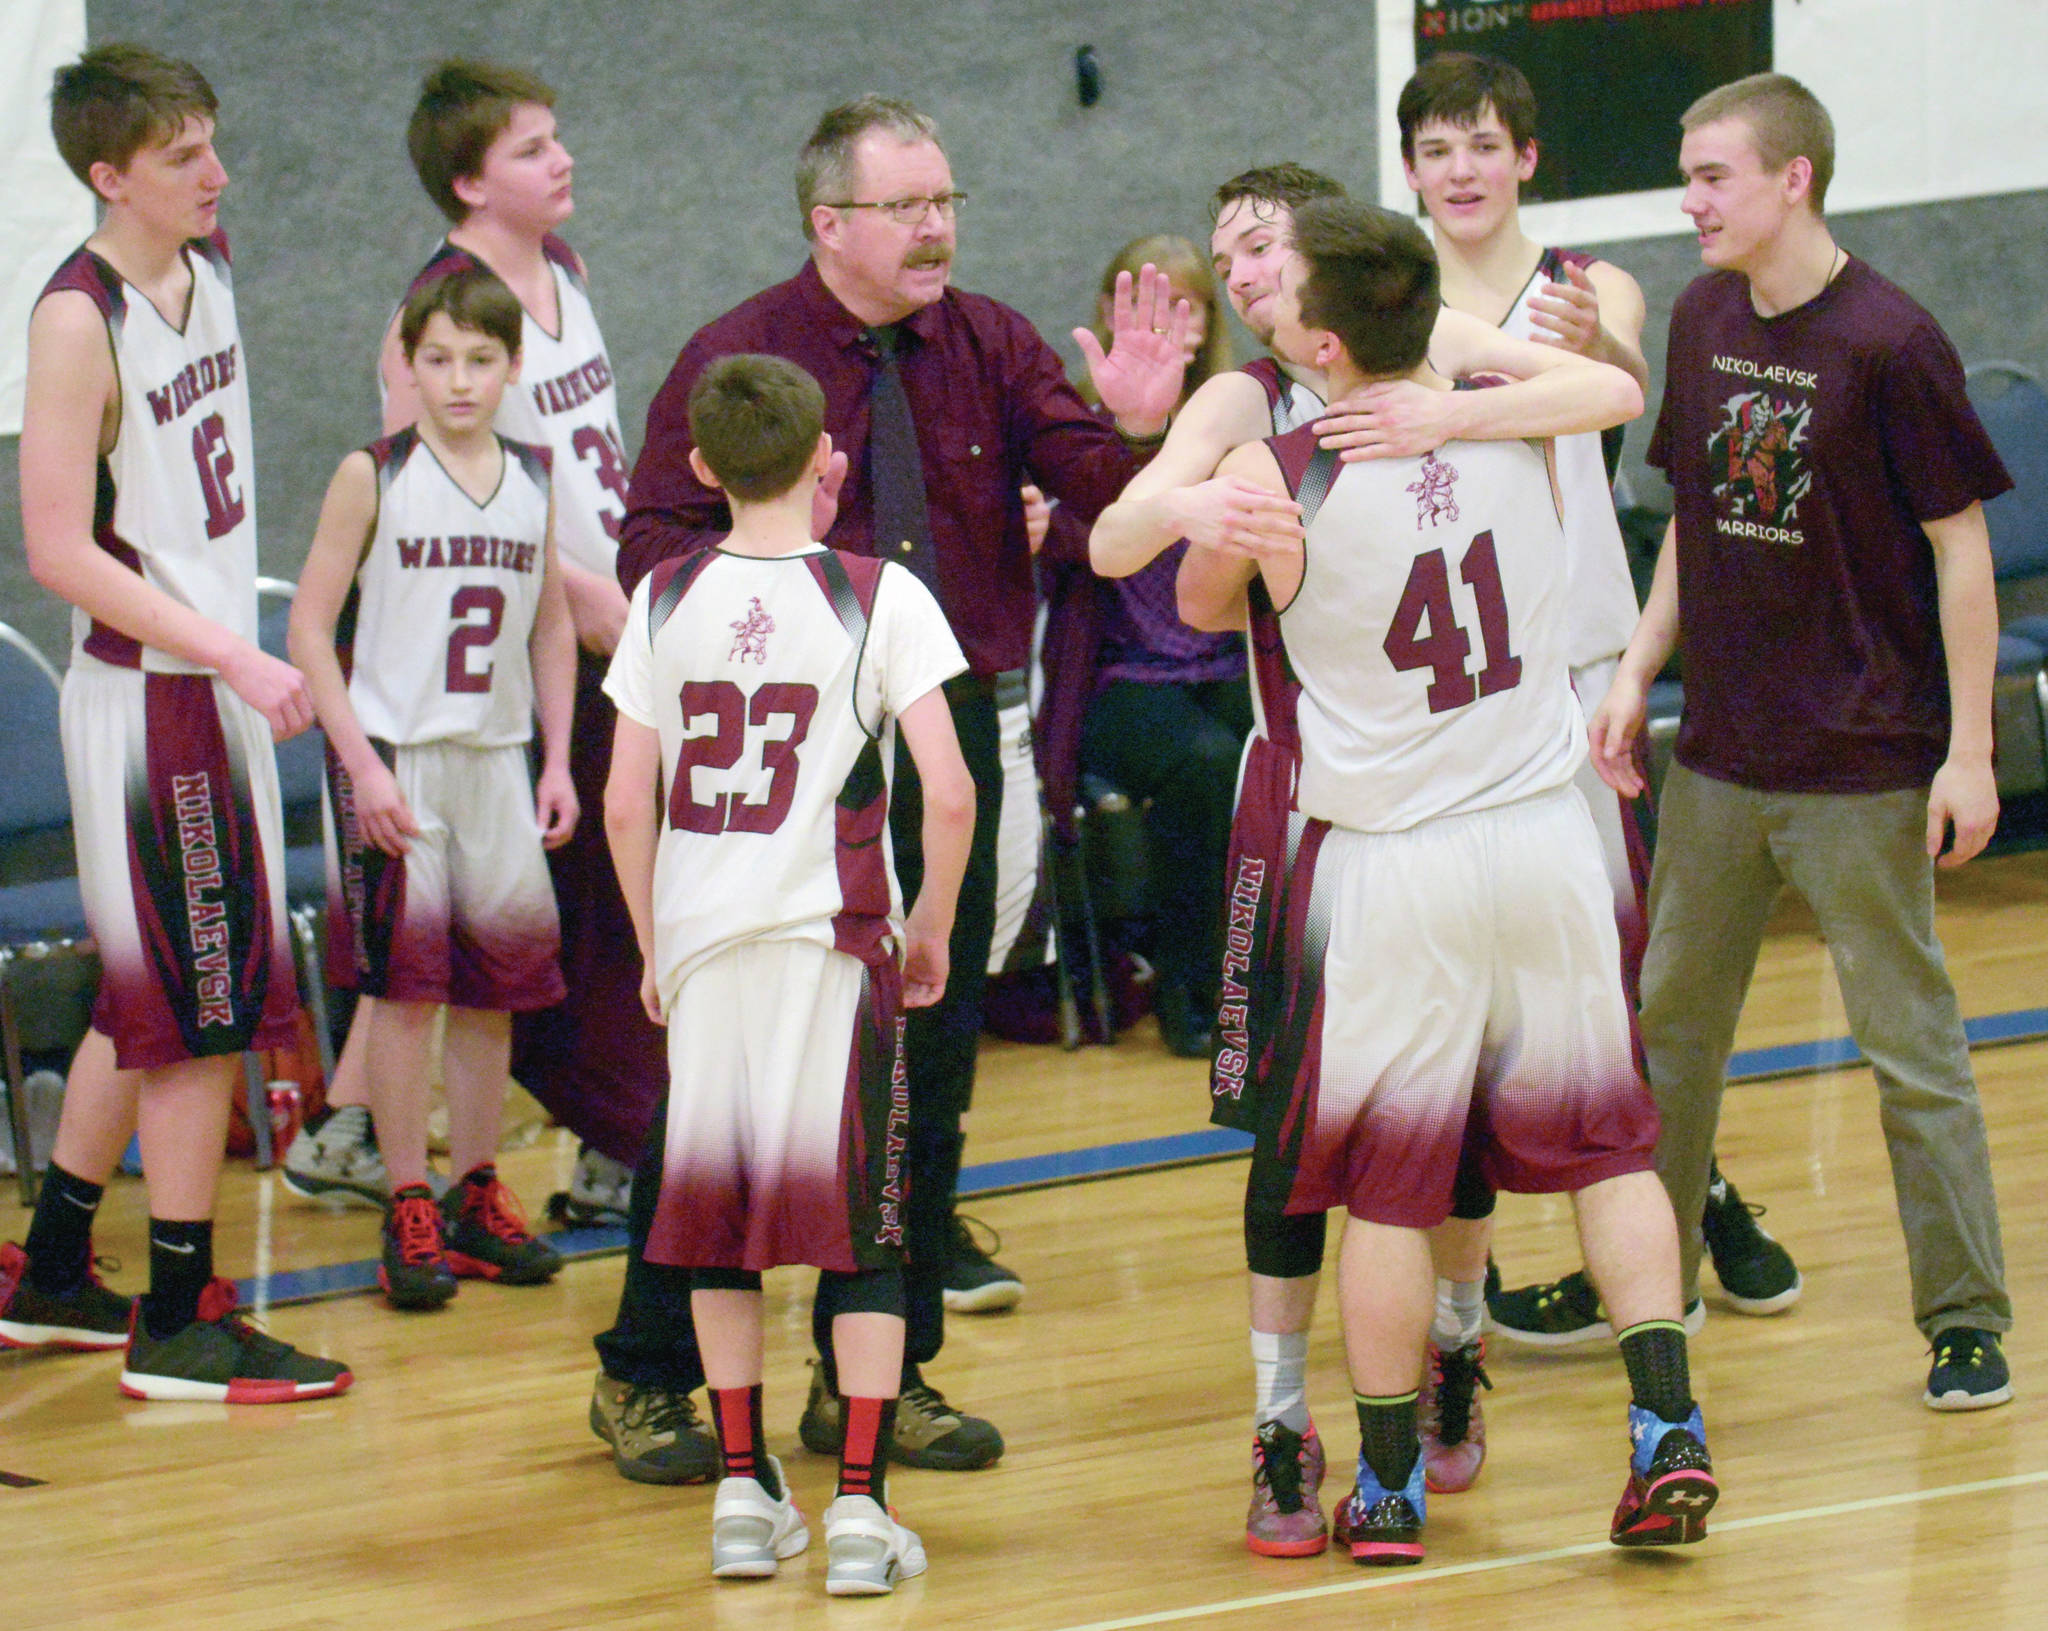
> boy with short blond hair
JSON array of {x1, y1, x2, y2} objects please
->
[
  {"x1": 606, "y1": 353, "x2": 974, "y2": 1595},
  {"x1": 0, "y1": 44, "x2": 349, "y2": 1402},
  {"x1": 290, "y1": 263, "x2": 577, "y2": 1310}
]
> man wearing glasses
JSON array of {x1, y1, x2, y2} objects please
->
[{"x1": 601, "y1": 94, "x2": 1184, "y2": 1475}]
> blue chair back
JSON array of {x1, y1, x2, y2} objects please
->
[
  {"x1": 1968, "y1": 364, "x2": 2048, "y2": 582},
  {"x1": 0, "y1": 626, "x2": 70, "y2": 839}
]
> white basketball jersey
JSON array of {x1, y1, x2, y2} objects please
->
[
  {"x1": 1277, "y1": 432, "x2": 1584, "y2": 833},
  {"x1": 605, "y1": 548, "x2": 965, "y2": 1003},
  {"x1": 1497, "y1": 249, "x2": 1640, "y2": 667},
  {"x1": 44, "y1": 235, "x2": 258, "y2": 672},
  {"x1": 399, "y1": 237, "x2": 627, "y2": 579},
  {"x1": 347, "y1": 428, "x2": 551, "y2": 747}
]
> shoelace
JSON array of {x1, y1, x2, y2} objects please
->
[
  {"x1": 1430, "y1": 1348, "x2": 1492, "y2": 1444},
  {"x1": 622, "y1": 1385, "x2": 703, "y2": 1436},
  {"x1": 462, "y1": 1177, "x2": 536, "y2": 1243},
  {"x1": 1254, "y1": 1425, "x2": 1308, "y2": 1510},
  {"x1": 952, "y1": 1213, "x2": 1003, "y2": 1263},
  {"x1": 1932, "y1": 1332, "x2": 1987, "y2": 1368},
  {"x1": 391, "y1": 1195, "x2": 446, "y2": 1264},
  {"x1": 900, "y1": 1382, "x2": 957, "y2": 1423}
]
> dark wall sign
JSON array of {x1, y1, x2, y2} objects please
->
[{"x1": 1413, "y1": 0, "x2": 1773, "y2": 202}]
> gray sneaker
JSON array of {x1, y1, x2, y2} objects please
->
[
  {"x1": 553, "y1": 1146, "x2": 632, "y2": 1228},
  {"x1": 280, "y1": 1105, "x2": 389, "y2": 1208},
  {"x1": 0, "y1": 1070, "x2": 65, "y2": 1177}
]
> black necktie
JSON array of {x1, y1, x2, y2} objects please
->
[{"x1": 866, "y1": 325, "x2": 941, "y2": 595}]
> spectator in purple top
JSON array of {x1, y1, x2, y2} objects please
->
[
  {"x1": 1039, "y1": 235, "x2": 1247, "y2": 1056},
  {"x1": 1591, "y1": 73, "x2": 2015, "y2": 1412}
]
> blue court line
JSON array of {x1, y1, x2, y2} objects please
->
[{"x1": 235, "y1": 1003, "x2": 2048, "y2": 1310}]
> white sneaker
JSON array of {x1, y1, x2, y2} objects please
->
[
  {"x1": 824, "y1": 1493, "x2": 927, "y2": 1596},
  {"x1": 710, "y1": 1459, "x2": 809, "y2": 1579}
]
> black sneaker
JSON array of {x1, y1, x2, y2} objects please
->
[
  {"x1": 1154, "y1": 984, "x2": 1213, "y2": 1059},
  {"x1": 380, "y1": 1185, "x2": 457, "y2": 1311},
  {"x1": 588, "y1": 1370, "x2": 719, "y2": 1483},
  {"x1": 0, "y1": 1242, "x2": 131, "y2": 1351},
  {"x1": 1488, "y1": 1269, "x2": 1705, "y2": 1348},
  {"x1": 120, "y1": 1278, "x2": 352, "y2": 1402},
  {"x1": 799, "y1": 1359, "x2": 1005, "y2": 1469},
  {"x1": 941, "y1": 1214, "x2": 1023, "y2": 1313},
  {"x1": 1701, "y1": 1163, "x2": 1801, "y2": 1314},
  {"x1": 1924, "y1": 1327, "x2": 2012, "y2": 1411},
  {"x1": 442, "y1": 1167, "x2": 563, "y2": 1285}
]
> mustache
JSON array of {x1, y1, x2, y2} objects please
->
[{"x1": 904, "y1": 245, "x2": 953, "y2": 270}]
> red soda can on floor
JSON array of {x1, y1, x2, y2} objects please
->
[{"x1": 266, "y1": 1079, "x2": 304, "y2": 1159}]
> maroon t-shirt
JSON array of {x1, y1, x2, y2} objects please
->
[{"x1": 1648, "y1": 259, "x2": 2010, "y2": 793}]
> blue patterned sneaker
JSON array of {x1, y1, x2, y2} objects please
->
[
  {"x1": 1923, "y1": 1327, "x2": 2012, "y2": 1411},
  {"x1": 1331, "y1": 1451, "x2": 1427, "y2": 1566},
  {"x1": 1611, "y1": 1404, "x2": 1717, "y2": 1547}
]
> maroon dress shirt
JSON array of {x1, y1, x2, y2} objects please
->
[{"x1": 618, "y1": 258, "x2": 1138, "y2": 676}]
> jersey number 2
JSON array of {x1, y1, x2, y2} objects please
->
[
  {"x1": 446, "y1": 586, "x2": 506, "y2": 694},
  {"x1": 669, "y1": 680, "x2": 819, "y2": 835},
  {"x1": 1383, "y1": 530, "x2": 1523, "y2": 714},
  {"x1": 191, "y1": 413, "x2": 246, "y2": 539}
]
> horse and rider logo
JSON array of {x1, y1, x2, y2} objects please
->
[
  {"x1": 1407, "y1": 449, "x2": 1460, "y2": 530},
  {"x1": 728, "y1": 597, "x2": 774, "y2": 664}
]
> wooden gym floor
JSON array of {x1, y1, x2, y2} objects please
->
[{"x1": 3, "y1": 853, "x2": 2045, "y2": 1630}]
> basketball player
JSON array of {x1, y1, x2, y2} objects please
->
[
  {"x1": 1088, "y1": 163, "x2": 1643, "y2": 1555},
  {"x1": 1593, "y1": 73, "x2": 2013, "y2": 1412},
  {"x1": 285, "y1": 58, "x2": 651, "y2": 1205},
  {"x1": 1181, "y1": 197, "x2": 1715, "y2": 1564},
  {"x1": 0, "y1": 45, "x2": 351, "y2": 1402},
  {"x1": 1399, "y1": 52, "x2": 1801, "y2": 1359},
  {"x1": 289, "y1": 265, "x2": 577, "y2": 1310},
  {"x1": 605, "y1": 354, "x2": 973, "y2": 1594}
]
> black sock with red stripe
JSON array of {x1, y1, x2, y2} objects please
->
[
  {"x1": 838, "y1": 1395, "x2": 895, "y2": 1503},
  {"x1": 711, "y1": 1384, "x2": 780, "y2": 1499}
]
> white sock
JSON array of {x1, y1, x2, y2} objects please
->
[
  {"x1": 1432, "y1": 1276, "x2": 1486, "y2": 1351},
  {"x1": 1250, "y1": 1328, "x2": 1311, "y2": 1433}
]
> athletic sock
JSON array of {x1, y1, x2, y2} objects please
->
[
  {"x1": 1617, "y1": 1320, "x2": 1695, "y2": 1422},
  {"x1": 22, "y1": 1162, "x2": 103, "y2": 1293},
  {"x1": 1431, "y1": 1275, "x2": 1487, "y2": 1351},
  {"x1": 839, "y1": 1395, "x2": 896, "y2": 1503},
  {"x1": 140, "y1": 1218, "x2": 214, "y2": 1340},
  {"x1": 1251, "y1": 1328, "x2": 1312, "y2": 1433},
  {"x1": 1353, "y1": 1391, "x2": 1421, "y2": 1492},
  {"x1": 711, "y1": 1383, "x2": 781, "y2": 1499}
]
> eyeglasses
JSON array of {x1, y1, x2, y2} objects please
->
[{"x1": 825, "y1": 192, "x2": 967, "y2": 225}]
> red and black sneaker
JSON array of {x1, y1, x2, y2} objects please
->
[
  {"x1": 442, "y1": 1167, "x2": 562, "y2": 1285},
  {"x1": 380, "y1": 1184, "x2": 457, "y2": 1310},
  {"x1": 0, "y1": 1241, "x2": 132, "y2": 1351},
  {"x1": 120, "y1": 1278, "x2": 352, "y2": 1402}
]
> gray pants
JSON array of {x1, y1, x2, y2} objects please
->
[{"x1": 1640, "y1": 764, "x2": 2010, "y2": 1339}]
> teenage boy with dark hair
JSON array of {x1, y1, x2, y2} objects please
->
[
  {"x1": 1087, "y1": 162, "x2": 1643, "y2": 1556},
  {"x1": 1180, "y1": 196, "x2": 1713, "y2": 1565},
  {"x1": 290, "y1": 264, "x2": 578, "y2": 1310},
  {"x1": 1, "y1": 44, "x2": 350, "y2": 1402},
  {"x1": 606, "y1": 353, "x2": 973, "y2": 1594}
]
